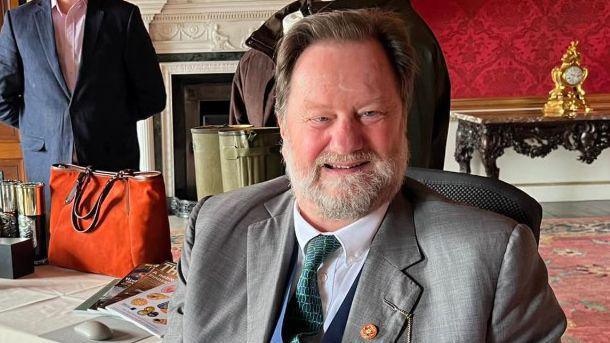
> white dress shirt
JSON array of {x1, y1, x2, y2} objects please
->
[
  {"x1": 51, "y1": 0, "x2": 87, "y2": 92},
  {"x1": 292, "y1": 201, "x2": 390, "y2": 332}
]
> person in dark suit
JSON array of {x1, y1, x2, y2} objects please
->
[{"x1": 0, "y1": 0, "x2": 165, "y2": 187}]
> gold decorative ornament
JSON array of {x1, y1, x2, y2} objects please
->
[
  {"x1": 543, "y1": 41, "x2": 591, "y2": 117},
  {"x1": 359, "y1": 323, "x2": 379, "y2": 340}
]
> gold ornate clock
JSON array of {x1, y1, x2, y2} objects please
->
[{"x1": 543, "y1": 41, "x2": 591, "y2": 116}]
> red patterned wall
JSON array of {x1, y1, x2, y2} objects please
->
[{"x1": 411, "y1": 0, "x2": 610, "y2": 99}]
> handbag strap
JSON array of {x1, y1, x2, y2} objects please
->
[
  {"x1": 70, "y1": 169, "x2": 132, "y2": 233},
  {"x1": 72, "y1": 169, "x2": 97, "y2": 220},
  {"x1": 65, "y1": 166, "x2": 93, "y2": 205}
]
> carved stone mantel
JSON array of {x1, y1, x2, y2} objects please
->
[
  {"x1": 131, "y1": 0, "x2": 288, "y2": 53},
  {"x1": 131, "y1": 0, "x2": 167, "y2": 28}
]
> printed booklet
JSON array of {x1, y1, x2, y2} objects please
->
[
  {"x1": 74, "y1": 263, "x2": 157, "y2": 314},
  {"x1": 98, "y1": 261, "x2": 177, "y2": 310},
  {"x1": 74, "y1": 261, "x2": 178, "y2": 329},
  {"x1": 106, "y1": 282, "x2": 176, "y2": 337}
]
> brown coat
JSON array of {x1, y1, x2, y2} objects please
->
[{"x1": 229, "y1": 0, "x2": 450, "y2": 169}]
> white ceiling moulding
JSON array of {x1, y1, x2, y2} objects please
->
[{"x1": 131, "y1": 0, "x2": 288, "y2": 54}]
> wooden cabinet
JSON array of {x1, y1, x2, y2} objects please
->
[
  {"x1": 0, "y1": 123, "x2": 25, "y2": 181},
  {"x1": 1, "y1": 0, "x2": 22, "y2": 27},
  {"x1": 1, "y1": 0, "x2": 33, "y2": 181}
]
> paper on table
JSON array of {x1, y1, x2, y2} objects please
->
[
  {"x1": 99, "y1": 262, "x2": 176, "y2": 309},
  {"x1": 0, "y1": 287, "x2": 56, "y2": 313},
  {"x1": 73, "y1": 279, "x2": 120, "y2": 313},
  {"x1": 106, "y1": 282, "x2": 175, "y2": 337},
  {"x1": 0, "y1": 323, "x2": 56, "y2": 343}
]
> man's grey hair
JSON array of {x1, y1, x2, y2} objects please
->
[{"x1": 274, "y1": 9, "x2": 416, "y2": 124}]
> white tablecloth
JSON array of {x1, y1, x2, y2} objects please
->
[{"x1": 0, "y1": 265, "x2": 161, "y2": 343}]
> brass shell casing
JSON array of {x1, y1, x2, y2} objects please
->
[
  {"x1": 16, "y1": 182, "x2": 45, "y2": 216},
  {"x1": 1, "y1": 180, "x2": 21, "y2": 213}
]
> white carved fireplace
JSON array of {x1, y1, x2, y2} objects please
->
[{"x1": 131, "y1": 0, "x2": 288, "y2": 197}]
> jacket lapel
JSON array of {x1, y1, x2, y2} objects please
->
[
  {"x1": 247, "y1": 191, "x2": 296, "y2": 342},
  {"x1": 74, "y1": 0, "x2": 103, "y2": 93},
  {"x1": 343, "y1": 190, "x2": 424, "y2": 342},
  {"x1": 34, "y1": 0, "x2": 70, "y2": 98}
]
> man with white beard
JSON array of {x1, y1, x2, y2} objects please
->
[{"x1": 165, "y1": 9, "x2": 565, "y2": 343}]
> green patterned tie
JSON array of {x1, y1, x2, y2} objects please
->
[{"x1": 283, "y1": 235, "x2": 342, "y2": 343}]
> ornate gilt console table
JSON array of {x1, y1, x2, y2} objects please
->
[{"x1": 452, "y1": 109, "x2": 610, "y2": 179}]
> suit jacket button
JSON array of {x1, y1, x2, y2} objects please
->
[{"x1": 360, "y1": 323, "x2": 378, "y2": 340}]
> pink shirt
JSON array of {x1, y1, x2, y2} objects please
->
[{"x1": 51, "y1": 0, "x2": 87, "y2": 92}]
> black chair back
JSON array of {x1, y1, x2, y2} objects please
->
[{"x1": 406, "y1": 168, "x2": 542, "y2": 244}]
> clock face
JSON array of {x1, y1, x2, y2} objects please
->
[{"x1": 563, "y1": 65, "x2": 584, "y2": 86}]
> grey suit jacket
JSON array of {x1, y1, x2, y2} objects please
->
[{"x1": 165, "y1": 177, "x2": 566, "y2": 342}]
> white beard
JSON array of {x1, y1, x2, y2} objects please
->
[{"x1": 282, "y1": 138, "x2": 408, "y2": 220}]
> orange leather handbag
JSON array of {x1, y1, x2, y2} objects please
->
[{"x1": 48, "y1": 164, "x2": 172, "y2": 277}]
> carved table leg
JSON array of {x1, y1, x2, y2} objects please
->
[
  {"x1": 481, "y1": 155, "x2": 500, "y2": 179},
  {"x1": 454, "y1": 121, "x2": 476, "y2": 174},
  {"x1": 478, "y1": 126, "x2": 508, "y2": 179}
]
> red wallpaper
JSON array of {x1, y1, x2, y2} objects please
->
[{"x1": 412, "y1": 0, "x2": 610, "y2": 99}]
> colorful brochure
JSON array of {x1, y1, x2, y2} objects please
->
[{"x1": 106, "y1": 282, "x2": 176, "y2": 337}]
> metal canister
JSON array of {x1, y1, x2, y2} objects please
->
[
  {"x1": 191, "y1": 125, "x2": 253, "y2": 199},
  {"x1": 218, "y1": 127, "x2": 283, "y2": 192},
  {"x1": 16, "y1": 182, "x2": 47, "y2": 265},
  {"x1": 0, "y1": 180, "x2": 19, "y2": 238}
]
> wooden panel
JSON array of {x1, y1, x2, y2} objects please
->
[
  {"x1": 2, "y1": 0, "x2": 29, "y2": 181},
  {"x1": 0, "y1": 123, "x2": 24, "y2": 180},
  {"x1": 0, "y1": 159, "x2": 25, "y2": 181},
  {"x1": 1, "y1": 0, "x2": 20, "y2": 27},
  {"x1": 0, "y1": 123, "x2": 18, "y2": 141},
  {"x1": 0, "y1": 142, "x2": 22, "y2": 159},
  {"x1": 1, "y1": 0, "x2": 5, "y2": 27}
]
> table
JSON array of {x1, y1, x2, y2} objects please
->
[
  {"x1": 452, "y1": 109, "x2": 610, "y2": 178},
  {"x1": 0, "y1": 265, "x2": 161, "y2": 343}
]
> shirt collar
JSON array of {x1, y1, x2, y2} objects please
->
[
  {"x1": 51, "y1": 0, "x2": 88, "y2": 14},
  {"x1": 293, "y1": 201, "x2": 390, "y2": 265}
]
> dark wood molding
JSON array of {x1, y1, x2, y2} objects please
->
[{"x1": 451, "y1": 93, "x2": 610, "y2": 111}]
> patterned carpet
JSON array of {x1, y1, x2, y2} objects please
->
[
  {"x1": 168, "y1": 216, "x2": 610, "y2": 341},
  {"x1": 538, "y1": 217, "x2": 610, "y2": 343}
]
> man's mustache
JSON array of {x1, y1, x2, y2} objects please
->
[{"x1": 314, "y1": 151, "x2": 378, "y2": 166}]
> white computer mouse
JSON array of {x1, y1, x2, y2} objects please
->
[{"x1": 73, "y1": 320, "x2": 113, "y2": 341}]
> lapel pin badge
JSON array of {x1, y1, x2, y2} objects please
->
[{"x1": 360, "y1": 323, "x2": 378, "y2": 340}]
